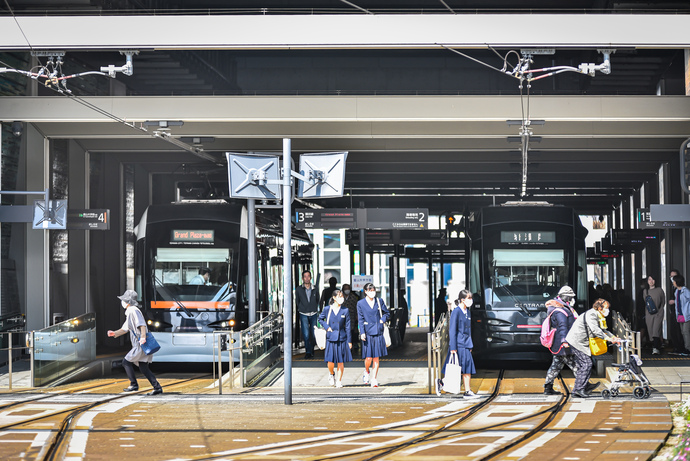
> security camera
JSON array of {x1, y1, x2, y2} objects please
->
[{"x1": 11, "y1": 121, "x2": 23, "y2": 138}]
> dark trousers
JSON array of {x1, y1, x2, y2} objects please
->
[
  {"x1": 122, "y1": 358, "x2": 161, "y2": 390},
  {"x1": 299, "y1": 313, "x2": 317, "y2": 356},
  {"x1": 572, "y1": 348, "x2": 593, "y2": 392}
]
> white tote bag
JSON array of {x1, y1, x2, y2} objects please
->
[
  {"x1": 377, "y1": 298, "x2": 392, "y2": 347},
  {"x1": 313, "y1": 308, "x2": 331, "y2": 350},
  {"x1": 443, "y1": 351, "x2": 463, "y2": 394}
]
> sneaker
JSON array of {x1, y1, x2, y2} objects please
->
[
  {"x1": 370, "y1": 378, "x2": 379, "y2": 388},
  {"x1": 652, "y1": 348, "x2": 661, "y2": 355},
  {"x1": 122, "y1": 385, "x2": 139, "y2": 392},
  {"x1": 335, "y1": 381, "x2": 343, "y2": 388},
  {"x1": 328, "y1": 374, "x2": 335, "y2": 386},
  {"x1": 464, "y1": 390, "x2": 478, "y2": 398},
  {"x1": 436, "y1": 379, "x2": 443, "y2": 396},
  {"x1": 363, "y1": 371, "x2": 370, "y2": 385}
]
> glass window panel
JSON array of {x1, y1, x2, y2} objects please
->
[
  {"x1": 324, "y1": 233, "x2": 341, "y2": 249},
  {"x1": 324, "y1": 251, "x2": 340, "y2": 267}
]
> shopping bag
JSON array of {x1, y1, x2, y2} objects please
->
[
  {"x1": 313, "y1": 326, "x2": 326, "y2": 350},
  {"x1": 382, "y1": 325, "x2": 392, "y2": 348},
  {"x1": 443, "y1": 352, "x2": 462, "y2": 394}
]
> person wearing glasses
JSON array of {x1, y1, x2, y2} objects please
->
[{"x1": 356, "y1": 283, "x2": 389, "y2": 388}]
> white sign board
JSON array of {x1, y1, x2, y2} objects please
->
[{"x1": 352, "y1": 275, "x2": 374, "y2": 292}]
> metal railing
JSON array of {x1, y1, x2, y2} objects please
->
[
  {"x1": 0, "y1": 331, "x2": 33, "y2": 389},
  {"x1": 611, "y1": 310, "x2": 641, "y2": 364},
  {"x1": 211, "y1": 312, "x2": 284, "y2": 392},
  {"x1": 428, "y1": 312, "x2": 448, "y2": 395}
]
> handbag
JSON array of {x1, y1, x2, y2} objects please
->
[
  {"x1": 377, "y1": 298, "x2": 392, "y2": 348},
  {"x1": 678, "y1": 314, "x2": 686, "y2": 324},
  {"x1": 584, "y1": 313, "x2": 608, "y2": 356},
  {"x1": 137, "y1": 331, "x2": 161, "y2": 355},
  {"x1": 443, "y1": 351, "x2": 462, "y2": 394},
  {"x1": 313, "y1": 308, "x2": 332, "y2": 350}
]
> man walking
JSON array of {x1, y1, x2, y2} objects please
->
[{"x1": 296, "y1": 270, "x2": 319, "y2": 359}]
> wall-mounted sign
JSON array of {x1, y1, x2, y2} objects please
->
[{"x1": 67, "y1": 209, "x2": 110, "y2": 230}]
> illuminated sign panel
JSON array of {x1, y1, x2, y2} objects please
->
[
  {"x1": 171, "y1": 230, "x2": 214, "y2": 243},
  {"x1": 500, "y1": 231, "x2": 556, "y2": 244}
]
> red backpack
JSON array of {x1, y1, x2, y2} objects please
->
[{"x1": 540, "y1": 307, "x2": 569, "y2": 349}]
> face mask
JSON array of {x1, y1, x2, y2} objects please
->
[
  {"x1": 602, "y1": 308, "x2": 610, "y2": 316},
  {"x1": 569, "y1": 299, "x2": 575, "y2": 307},
  {"x1": 335, "y1": 297, "x2": 344, "y2": 305},
  {"x1": 463, "y1": 299, "x2": 473, "y2": 308},
  {"x1": 366, "y1": 290, "x2": 376, "y2": 299},
  {"x1": 343, "y1": 290, "x2": 351, "y2": 295},
  {"x1": 121, "y1": 300, "x2": 128, "y2": 309}
]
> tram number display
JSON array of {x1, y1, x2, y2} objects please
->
[
  {"x1": 500, "y1": 231, "x2": 556, "y2": 244},
  {"x1": 170, "y1": 229, "x2": 215, "y2": 243}
]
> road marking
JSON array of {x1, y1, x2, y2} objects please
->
[
  {"x1": 190, "y1": 445, "x2": 205, "y2": 448},
  {"x1": 232, "y1": 439, "x2": 248, "y2": 442}
]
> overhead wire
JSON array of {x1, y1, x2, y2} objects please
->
[{"x1": 0, "y1": 1, "x2": 217, "y2": 163}]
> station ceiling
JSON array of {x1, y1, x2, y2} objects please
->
[{"x1": 1, "y1": 1, "x2": 689, "y2": 217}]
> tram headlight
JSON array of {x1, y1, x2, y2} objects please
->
[
  {"x1": 229, "y1": 319, "x2": 236, "y2": 327},
  {"x1": 221, "y1": 321, "x2": 228, "y2": 328},
  {"x1": 147, "y1": 320, "x2": 152, "y2": 325}
]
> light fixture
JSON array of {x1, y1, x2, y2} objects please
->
[{"x1": 12, "y1": 121, "x2": 23, "y2": 138}]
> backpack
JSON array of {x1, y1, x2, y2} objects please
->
[
  {"x1": 644, "y1": 290, "x2": 658, "y2": 315},
  {"x1": 540, "y1": 307, "x2": 569, "y2": 350}
]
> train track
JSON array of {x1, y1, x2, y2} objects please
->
[{"x1": 0, "y1": 378, "x2": 131, "y2": 411}]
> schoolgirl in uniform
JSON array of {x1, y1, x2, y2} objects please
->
[
  {"x1": 318, "y1": 289, "x2": 352, "y2": 388},
  {"x1": 356, "y1": 283, "x2": 389, "y2": 388},
  {"x1": 437, "y1": 289, "x2": 477, "y2": 398}
]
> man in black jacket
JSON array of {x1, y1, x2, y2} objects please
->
[{"x1": 296, "y1": 270, "x2": 319, "y2": 358}]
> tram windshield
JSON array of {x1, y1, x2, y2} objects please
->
[
  {"x1": 152, "y1": 247, "x2": 235, "y2": 308},
  {"x1": 486, "y1": 249, "x2": 568, "y2": 307}
]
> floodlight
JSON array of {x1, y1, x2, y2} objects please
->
[
  {"x1": 226, "y1": 153, "x2": 281, "y2": 200},
  {"x1": 297, "y1": 152, "x2": 348, "y2": 199}
]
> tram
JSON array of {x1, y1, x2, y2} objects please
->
[
  {"x1": 134, "y1": 202, "x2": 312, "y2": 362},
  {"x1": 467, "y1": 202, "x2": 588, "y2": 360}
]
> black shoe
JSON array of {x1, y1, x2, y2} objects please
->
[
  {"x1": 571, "y1": 389, "x2": 590, "y2": 398},
  {"x1": 147, "y1": 388, "x2": 163, "y2": 396},
  {"x1": 436, "y1": 379, "x2": 443, "y2": 396},
  {"x1": 544, "y1": 384, "x2": 561, "y2": 395},
  {"x1": 123, "y1": 385, "x2": 139, "y2": 392},
  {"x1": 585, "y1": 382, "x2": 601, "y2": 393},
  {"x1": 305, "y1": 353, "x2": 313, "y2": 359}
]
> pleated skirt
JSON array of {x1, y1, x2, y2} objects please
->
[
  {"x1": 442, "y1": 348, "x2": 476, "y2": 375},
  {"x1": 324, "y1": 340, "x2": 353, "y2": 363},
  {"x1": 362, "y1": 334, "x2": 388, "y2": 359}
]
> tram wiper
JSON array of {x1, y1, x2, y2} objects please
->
[
  {"x1": 154, "y1": 275, "x2": 194, "y2": 318},
  {"x1": 493, "y1": 277, "x2": 532, "y2": 316}
]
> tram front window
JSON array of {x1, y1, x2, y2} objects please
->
[
  {"x1": 487, "y1": 249, "x2": 568, "y2": 308},
  {"x1": 153, "y1": 248, "x2": 234, "y2": 304}
]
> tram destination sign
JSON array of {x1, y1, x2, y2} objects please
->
[
  {"x1": 66, "y1": 209, "x2": 110, "y2": 230},
  {"x1": 295, "y1": 208, "x2": 428, "y2": 230}
]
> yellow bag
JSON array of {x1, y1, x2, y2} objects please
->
[{"x1": 589, "y1": 337, "x2": 608, "y2": 356}]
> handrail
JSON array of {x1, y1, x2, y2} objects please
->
[
  {"x1": 427, "y1": 312, "x2": 448, "y2": 394},
  {"x1": 0, "y1": 330, "x2": 33, "y2": 390}
]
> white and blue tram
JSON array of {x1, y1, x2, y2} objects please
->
[{"x1": 134, "y1": 202, "x2": 312, "y2": 362}]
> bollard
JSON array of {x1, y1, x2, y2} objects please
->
[{"x1": 228, "y1": 333, "x2": 234, "y2": 390}]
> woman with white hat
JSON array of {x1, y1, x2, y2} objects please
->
[{"x1": 107, "y1": 290, "x2": 163, "y2": 395}]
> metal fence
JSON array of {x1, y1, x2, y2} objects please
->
[
  {"x1": 428, "y1": 312, "x2": 448, "y2": 395},
  {"x1": 611, "y1": 310, "x2": 641, "y2": 365}
]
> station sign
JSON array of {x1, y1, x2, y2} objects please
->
[
  {"x1": 352, "y1": 275, "x2": 374, "y2": 291},
  {"x1": 295, "y1": 208, "x2": 428, "y2": 230},
  {"x1": 610, "y1": 228, "x2": 658, "y2": 248},
  {"x1": 637, "y1": 207, "x2": 690, "y2": 229},
  {"x1": 345, "y1": 229, "x2": 448, "y2": 246},
  {"x1": 67, "y1": 209, "x2": 110, "y2": 230}
]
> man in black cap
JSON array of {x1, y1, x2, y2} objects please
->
[{"x1": 108, "y1": 290, "x2": 163, "y2": 395}]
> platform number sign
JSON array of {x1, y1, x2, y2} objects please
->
[{"x1": 67, "y1": 209, "x2": 110, "y2": 230}]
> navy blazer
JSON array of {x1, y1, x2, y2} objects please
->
[
  {"x1": 295, "y1": 285, "x2": 319, "y2": 315},
  {"x1": 356, "y1": 297, "x2": 389, "y2": 336},
  {"x1": 448, "y1": 306, "x2": 473, "y2": 350},
  {"x1": 318, "y1": 305, "x2": 352, "y2": 343}
]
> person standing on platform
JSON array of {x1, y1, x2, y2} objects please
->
[
  {"x1": 437, "y1": 289, "x2": 477, "y2": 398},
  {"x1": 319, "y1": 289, "x2": 352, "y2": 388},
  {"x1": 342, "y1": 283, "x2": 360, "y2": 351},
  {"x1": 397, "y1": 288, "x2": 409, "y2": 342},
  {"x1": 434, "y1": 288, "x2": 448, "y2": 327},
  {"x1": 357, "y1": 283, "x2": 389, "y2": 388},
  {"x1": 320, "y1": 277, "x2": 338, "y2": 309},
  {"x1": 673, "y1": 275, "x2": 690, "y2": 354},
  {"x1": 107, "y1": 290, "x2": 163, "y2": 395},
  {"x1": 668, "y1": 269, "x2": 687, "y2": 355},
  {"x1": 644, "y1": 275, "x2": 665, "y2": 355},
  {"x1": 296, "y1": 270, "x2": 319, "y2": 359},
  {"x1": 566, "y1": 298, "x2": 621, "y2": 398}
]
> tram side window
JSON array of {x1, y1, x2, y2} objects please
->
[
  {"x1": 470, "y1": 250, "x2": 482, "y2": 306},
  {"x1": 577, "y1": 249, "x2": 587, "y2": 307}
]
